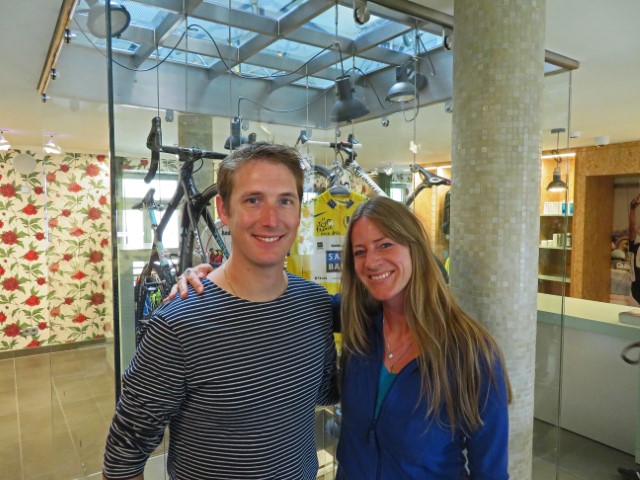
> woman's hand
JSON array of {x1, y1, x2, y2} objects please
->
[{"x1": 164, "y1": 263, "x2": 214, "y2": 301}]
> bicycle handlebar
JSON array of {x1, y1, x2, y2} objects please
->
[
  {"x1": 144, "y1": 116, "x2": 227, "y2": 184},
  {"x1": 303, "y1": 139, "x2": 363, "y2": 150},
  {"x1": 159, "y1": 145, "x2": 228, "y2": 160}
]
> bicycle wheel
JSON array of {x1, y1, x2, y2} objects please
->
[
  {"x1": 179, "y1": 184, "x2": 231, "y2": 272},
  {"x1": 134, "y1": 263, "x2": 171, "y2": 345}
]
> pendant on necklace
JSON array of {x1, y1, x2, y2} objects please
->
[{"x1": 388, "y1": 353, "x2": 393, "y2": 359}]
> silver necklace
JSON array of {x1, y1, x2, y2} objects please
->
[{"x1": 383, "y1": 317, "x2": 412, "y2": 363}]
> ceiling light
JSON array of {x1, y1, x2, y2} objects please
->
[
  {"x1": 87, "y1": 0, "x2": 131, "y2": 38},
  {"x1": 386, "y1": 64, "x2": 427, "y2": 103},
  {"x1": 0, "y1": 131, "x2": 11, "y2": 152},
  {"x1": 224, "y1": 117, "x2": 248, "y2": 150},
  {"x1": 44, "y1": 135, "x2": 62, "y2": 155},
  {"x1": 546, "y1": 128, "x2": 568, "y2": 193},
  {"x1": 547, "y1": 166, "x2": 568, "y2": 192},
  {"x1": 330, "y1": 75, "x2": 369, "y2": 123}
]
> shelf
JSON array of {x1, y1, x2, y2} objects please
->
[
  {"x1": 538, "y1": 274, "x2": 571, "y2": 283},
  {"x1": 541, "y1": 214, "x2": 573, "y2": 217},
  {"x1": 539, "y1": 246, "x2": 572, "y2": 250}
]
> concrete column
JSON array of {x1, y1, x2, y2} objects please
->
[
  {"x1": 178, "y1": 113, "x2": 214, "y2": 193},
  {"x1": 450, "y1": 1, "x2": 546, "y2": 478}
]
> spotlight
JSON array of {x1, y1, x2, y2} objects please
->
[
  {"x1": 353, "y1": 0, "x2": 370, "y2": 25},
  {"x1": 50, "y1": 68, "x2": 57, "y2": 80},
  {"x1": 0, "y1": 131, "x2": 11, "y2": 152},
  {"x1": 386, "y1": 64, "x2": 427, "y2": 103},
  {"x1": 545, "y1": 128, "x2": 568, "y2": 193},
  {"x1": 44, "y1": 135, "x2": 62, "y2": 155},
  {"x1": 330, "y1": 75, "x2": 369, "y2": 123},
  {"x1": 224, "y1": 117, "x2": 248, "y2": 150},
  {"x1": 86, "y1": 0, "x2": 131, "y2": 38}
]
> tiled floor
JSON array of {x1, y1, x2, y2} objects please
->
[{"x1": 0, "y1": 343, "x2": 637, "y2": 479}]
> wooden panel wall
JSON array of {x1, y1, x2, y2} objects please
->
[{"x1": 573, "y1": 141, "x2": 640, "y2": 301}]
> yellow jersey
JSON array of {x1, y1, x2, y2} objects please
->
[{"x1": 287, "y1": 189, "x2": 367, "y2": 294}]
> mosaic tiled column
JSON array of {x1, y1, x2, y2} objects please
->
[{"x1": 450, "y1": 1, "x2": 545, "y2": 478}]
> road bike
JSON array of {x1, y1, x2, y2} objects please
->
[
  {"x1": 296, "y1": 130, "x2": 451, "y2": 206},
  {"x1": 296, "y1": 130, "x2": 451, "y2": 282},
  {"x1": 133, "y1": 116, "x2": 230, "y2": 342}
]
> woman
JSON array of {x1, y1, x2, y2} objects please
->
[{"x1": 337, "y1": 196, "x2": 510, "y2": 479}]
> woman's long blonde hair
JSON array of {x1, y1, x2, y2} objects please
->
[{"x1": 340, "y1": 196, "x2": 511, "y2": 434}]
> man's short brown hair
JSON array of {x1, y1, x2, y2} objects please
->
[{"x1": 216, "y1": 142, "x2": 303, "y2": 214}]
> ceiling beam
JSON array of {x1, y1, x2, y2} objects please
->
[{"x1": 38, "y1": 0, "x2": 79, "y2": 96}]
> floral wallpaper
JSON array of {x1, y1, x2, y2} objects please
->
[{"x1": 0, "y1": 149, "x2": 112, "y2": 351}]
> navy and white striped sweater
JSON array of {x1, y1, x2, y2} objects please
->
[{"x1": 103, "y1": 273, "x2": 338, "y2": 480}]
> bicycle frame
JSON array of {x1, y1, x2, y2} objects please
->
[
  {"x1": 132, "y1": 187, "x2": 176, "y2": 289},
  {"x1": 299, "y1": 133, "x2": 451, "y2": 206},
  {"x1": 145, "y1": 116, "x2": 229, "y2": 271}
]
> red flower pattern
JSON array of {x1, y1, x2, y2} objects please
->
[
  {"x1": 2, "y1": 230, "x2": 18, "y2": 245},
  {"x1": 87, "y1": 208, "x2": 101, "y2": 220},
  {"x1": 90, "y1": 293, "x2": 105, "y2": 306},
  {"x1": 22, "y1": 204, "x2": 37, "y2": 215},
  {"x1": 0, "y1": 183, "x2": 16, "y2": 197},
  {"x1": 3, "y1": 151, "x2": 113, "y2": 350},
  {"x1": 4, "y1": 323, "x2": 20, "y2": 337},
  {"x1": 67, "y1": 182, "x2": 82, "y2": 193},
  {"x1": 89, "y1": 251, "x2": 104, "y2": 263},
  {"x1": 24, "y1": 250, "x2": 39, "y2": 261},
  {"x1": 25, "y1": 295, "x2": 40, "y2": 306},
  {"x1": 85, "y1": 164, "x2": 100, "y2": 177},
  {"x1": 3, "y1": 277, "x2": 19, "y2": 291}
]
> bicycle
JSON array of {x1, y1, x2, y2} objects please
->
[
  {"x1": 295, "y1": 129, "x2": 451, "y2": 207},
  {"x1": 133, "y1": 116, "x2": 230, "y2": 342},
  {"x1": 296, "y1": 130, "x2": 451, "y2": 282}
]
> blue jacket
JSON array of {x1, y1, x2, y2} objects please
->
[{"x1": 336, "y1": 311, "x2": 509, "y2": 480}]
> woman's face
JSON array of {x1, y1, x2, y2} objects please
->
[{"x1": 350, "y1": 217, "x2": 412, "y2": 308}]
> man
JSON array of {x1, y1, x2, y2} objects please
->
[
  {"x1": 102, "y1": 143, "x2": 338, "y2": 480},
  {"x1": 630, "y1": 194, "x2": 640, "y2": 304}
]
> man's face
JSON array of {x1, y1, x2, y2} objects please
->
[{"x1": 216, "y1": 159, "x2": 300, "y2": 270}]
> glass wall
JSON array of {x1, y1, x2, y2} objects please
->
[{"x1": 103, "y1": 3, "x2": 638, "y2": 480}]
